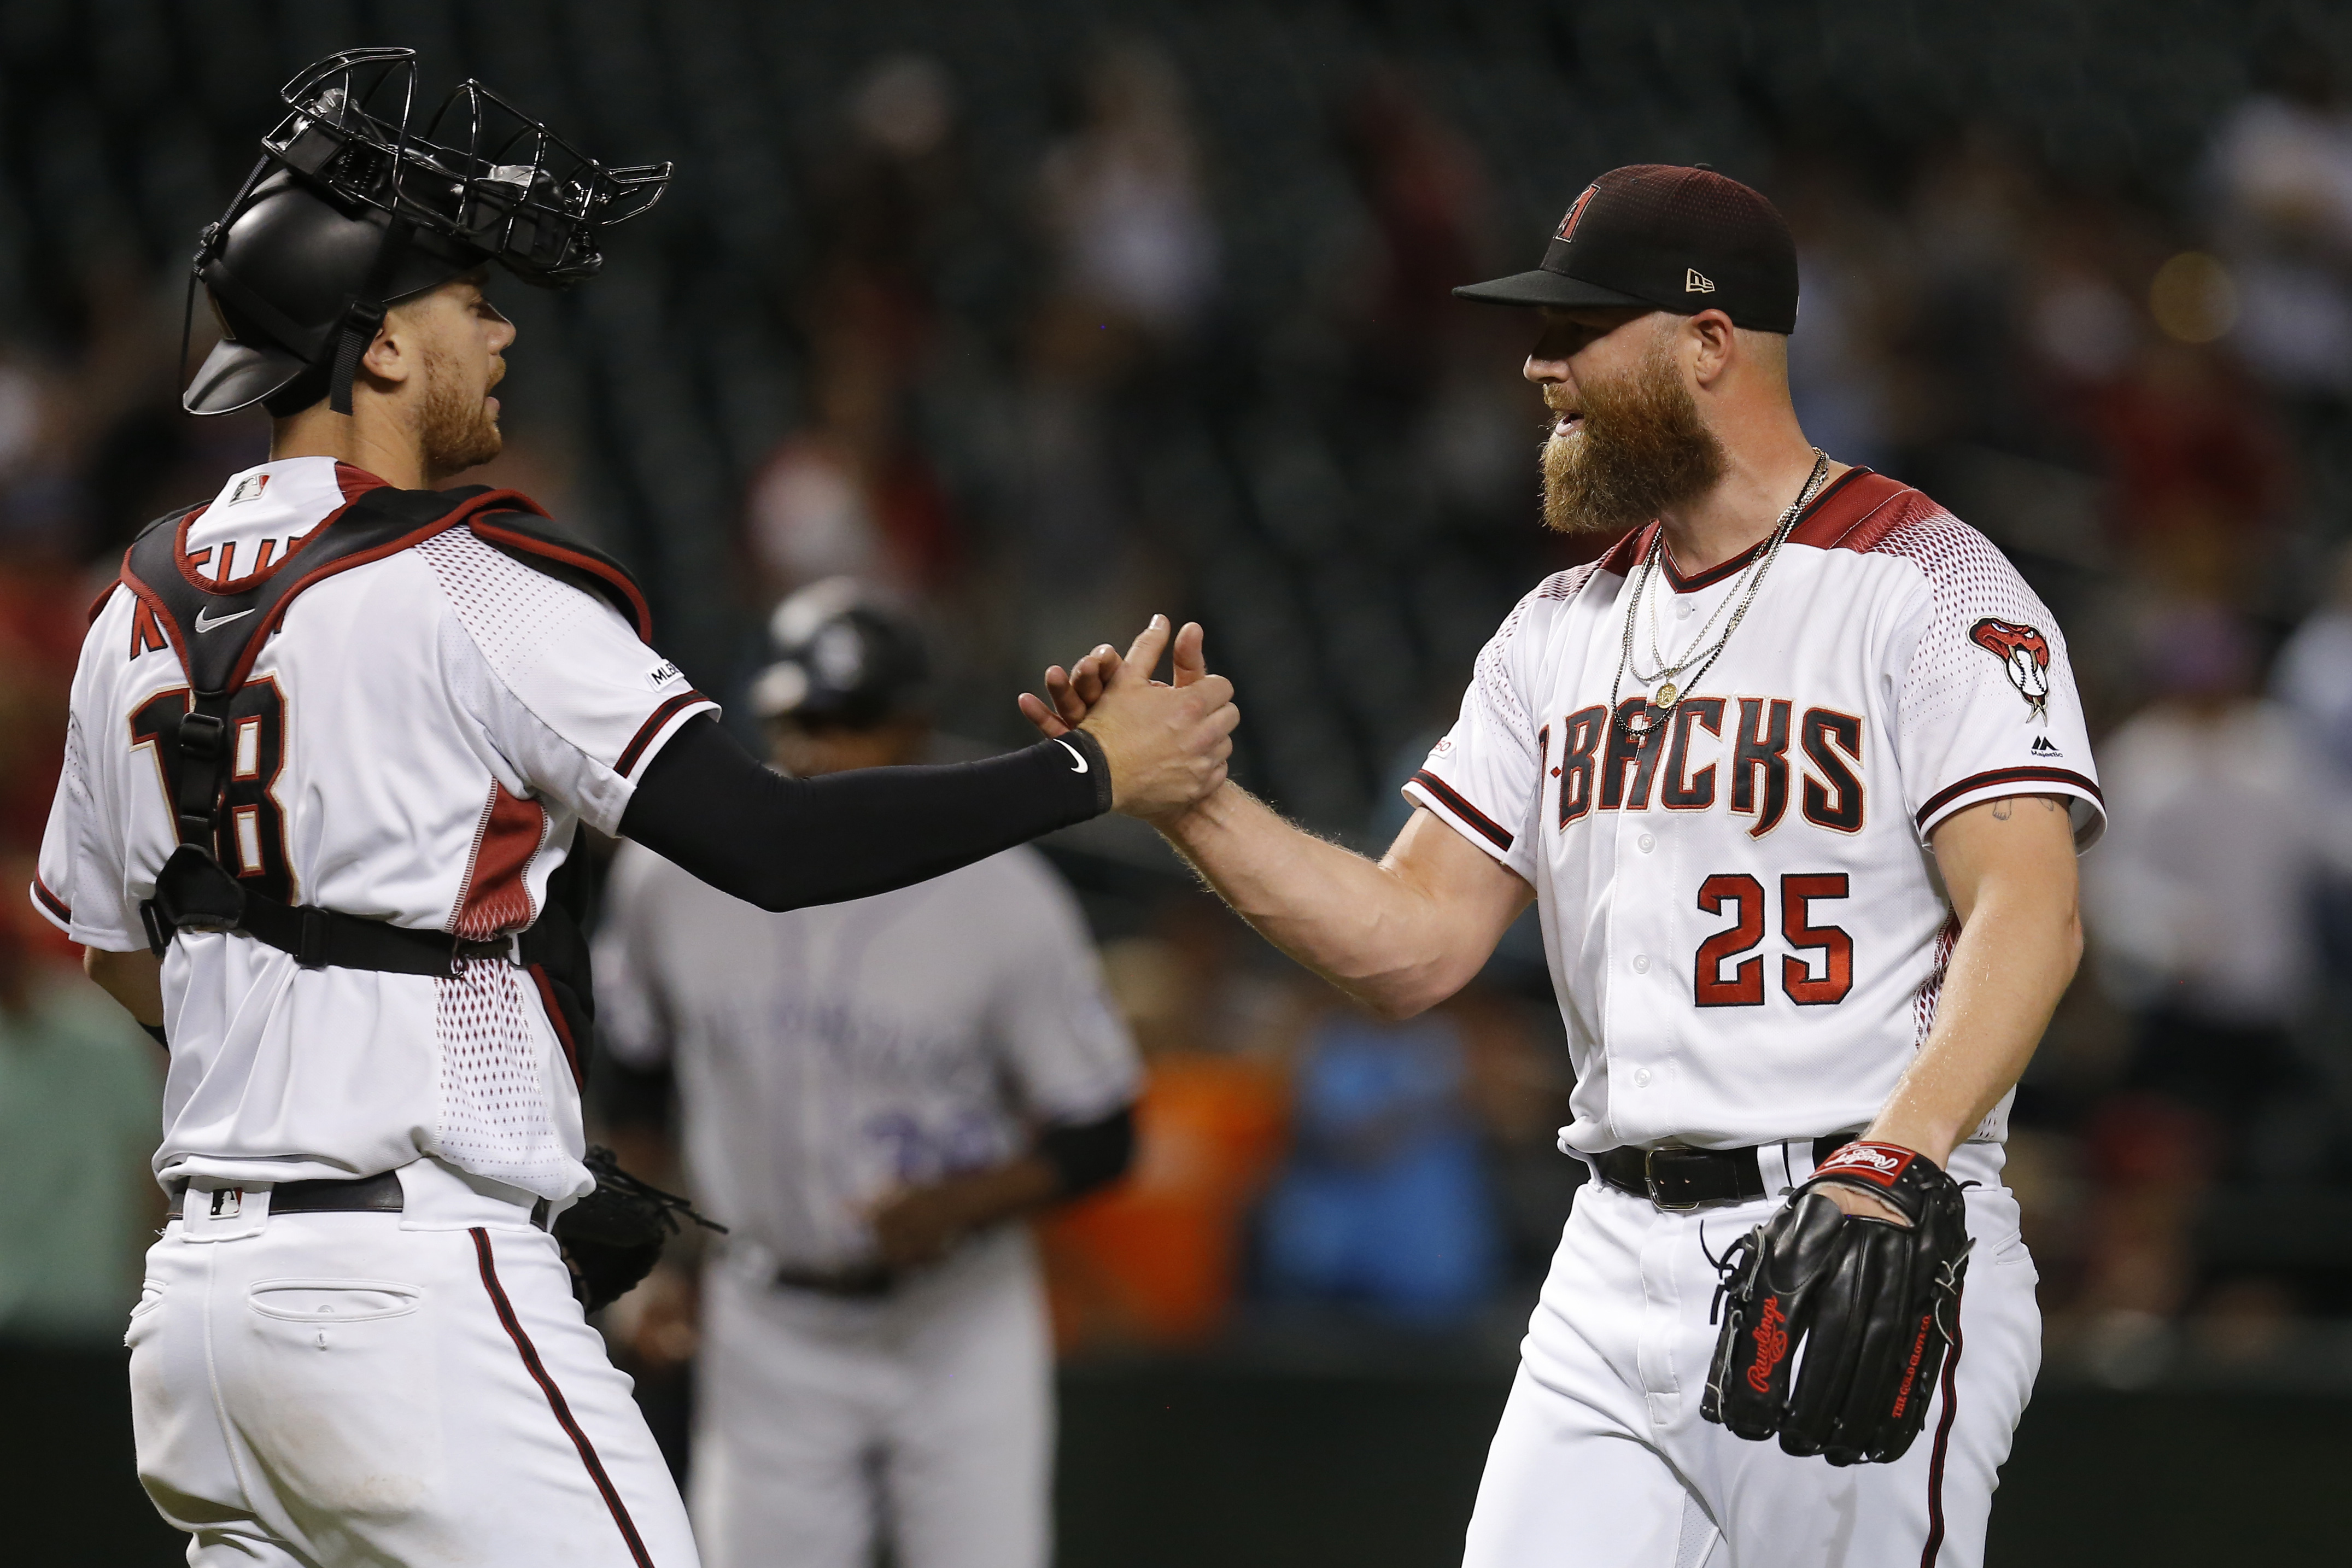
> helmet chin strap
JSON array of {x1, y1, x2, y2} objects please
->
[{"x1": 327, "y1": 216, "x2": 416, "y2": 416}]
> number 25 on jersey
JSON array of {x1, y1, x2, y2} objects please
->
[{"x1": 1693, "y1": 873, "x2": 1852, "y2": 1007}]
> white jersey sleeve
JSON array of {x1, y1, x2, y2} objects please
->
[
  {"x1": 984, "y1": 849, "x2": 1142, "y2": 1126},
  {"x1": 1402, "y1": 569, "x2": 1594, "y2": 883},
  {"x1": 1867, "y1": 516, "x2": 2105, "y2": 847},
  {"x1": 417, "y1": 531, "x2": 715, "y2": 836},
  {"x1": 32, "y1": 635, "x2": 143, "y2": 951}
]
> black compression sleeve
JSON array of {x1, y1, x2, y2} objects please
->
[
  {"x1": 617, "y1": 715, "x2": 1111, "y2": 912},
  {"x1": 1034, "y1": 1104, "x2": 1137, "y2": 1200}
]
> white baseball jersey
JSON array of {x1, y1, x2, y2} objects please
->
[
  {"x1": 32, "y1": 454, "x2": 715, "y2": 1200},
  {"x1": 1403, "y1": 469, "x2": 2103, "y2": 1155},
  {"x1": 594, "y1": 840, "x2": 1139, "y2": 1272}
]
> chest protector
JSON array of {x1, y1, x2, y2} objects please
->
[{"x1": 112, "y1": 480, "x2": 652, "y2": 1078}]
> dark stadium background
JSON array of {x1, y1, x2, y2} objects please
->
[{"x1": 2, "y1": 2, "x2": 2350, "y2": 1563}]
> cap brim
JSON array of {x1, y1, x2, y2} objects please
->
[
  {"x1": 183, "y1": 336, "x2": 311, "y2": 416},
  {"x1": 1451, "y1": 270, "x2": 1650, "y2": 309}
]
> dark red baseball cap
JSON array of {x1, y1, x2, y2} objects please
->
[{"x1": 1453, "y1": 163, "x2": 1799, "y2": 334}]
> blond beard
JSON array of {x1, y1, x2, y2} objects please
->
[
  {"x1": 419, "y1": 346, "x2": 504, "y2": 478},
  {"x1": 1540, "y1": 346, "x2": 1727, "y2": 535}
]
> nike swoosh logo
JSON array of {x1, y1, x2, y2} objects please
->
[
  {"x1": 1054, "y1": 739, "x2": 1089, "y2": 774},
  {"x1": 194, "y1": 606, "x2": 258, "y2": 633}
]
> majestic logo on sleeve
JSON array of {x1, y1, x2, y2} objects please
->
[{"x1": 1969, "y1": 618, "x2": 2051, "y2": 722}]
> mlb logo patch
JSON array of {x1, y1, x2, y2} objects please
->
[{"x1": 228, "y1": 475, "x2": 270, "y2": 506}]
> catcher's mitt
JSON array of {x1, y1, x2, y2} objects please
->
[
  {"x1": 1701, "y1": 1141, "x2": 1972, "y2": 1466},
  {"x1": 554, "y1": 1146, "x2": 726, "y2": 1314}
]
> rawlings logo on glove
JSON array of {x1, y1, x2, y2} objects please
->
[{"x1": 1701, "y1": 1143, "x2": 1973, "y2": 1466}]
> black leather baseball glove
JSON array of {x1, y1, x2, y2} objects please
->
[
  {"x1": 1701, "y1": 1141, "x2": 1973, "y2": 1466},
  {"x1": 554, "y1": 1146, "x2": 726, "y2": 1314}
]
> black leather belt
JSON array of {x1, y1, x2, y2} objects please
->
[
  {"x1": 773, "y1": 1262, "x2": 899, "y2": 1299},
  {"x1": 170, "y1": 1169, "x2": 406, "y2": 1219},
  {"x1": 1593, "y1": 1133, "x2": 1859, "y2": 1210}
]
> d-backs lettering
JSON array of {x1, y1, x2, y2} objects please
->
[{"x1": 1542, "y1": 697, "x2": 1864, "y2": 839}]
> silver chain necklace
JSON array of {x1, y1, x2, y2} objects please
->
[{"x1": 1609, "y1": 449, "x2": 1830, "y2": 744}]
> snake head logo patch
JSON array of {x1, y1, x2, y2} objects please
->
[{"x1": 1970, "y1": 617, "x2": 2051, "y2": 721}]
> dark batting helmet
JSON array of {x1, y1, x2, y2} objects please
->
[
  {"x1": 748, "y1": 580, "x2": 931, "y2": 730},
  {"x1": 184, "y1": 46, "x2": 670, "y2": 418}
]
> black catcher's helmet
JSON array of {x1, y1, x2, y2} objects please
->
[
  {"x1": 749, "y1": 580, "x2": 932, "y2": 730},
  {"x1": 184, "y1": 46, "x2": 670, "y2": 418}
]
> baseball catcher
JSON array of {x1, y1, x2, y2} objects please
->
[{"x1": 41, "y1": 47, "x2": 1232, "y2": 1568}]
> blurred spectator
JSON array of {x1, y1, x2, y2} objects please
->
[
  {"x1": 1779, "y1": 156, "x2": 1907, "y2": 475},
  {"x1": 2078, "y1": 606, "x2": 2352, "y2": 1364},
  {"x1": 742, "y1": 331, "x2": 960, "y2": 595},
  {"x1": 2080, "y1": 341, "x2": 2288, "y2": 604},
  {"x1": 2275, "y1": 545, "x2": 2352, "y2": 775},
  {"x1": 1039, "y1": 39, "x2": 1218, "y2": 348},
  {"x1": 2086, "y1": 606, "x2": 2348, "y2": 1073},
  {"x1": 746, "y1": 55, "x2": 968, "y2": 602},
  {"x1": 1043, "y1": 927, "x2": 1288, "y2": 1349},
  {"x1": 0, "y1": 910, "x2": 161, "y2": 1344},
  {"x1": 1448, "y1": 988, "x2": 1578, "y2": 1286},
  {"x1": 1331, "y1": 69, "x2": 1495, "y2": 417},
  {"x1": 2204, "y1": 33, "x2": 2352, "y2": 402},
  {"x1": 2274, "y1": 545, "x2": 2352, "y2": 1009},
  {"x1": 1258, "y1": 1003, "x2": 1500, "y2": 1324}
]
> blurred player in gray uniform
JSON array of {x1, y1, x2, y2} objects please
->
[{"x1": 595, "y1": 581, "x2": 1141, "y2": 1568}]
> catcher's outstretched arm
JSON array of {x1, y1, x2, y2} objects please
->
[{"x1": 1863, "y1": 793, "x2": 2081, "y2": 1170}]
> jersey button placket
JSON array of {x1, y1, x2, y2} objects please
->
[{"x1": 1604, "y1": 770, "x2": 1663, "y2": 1140}]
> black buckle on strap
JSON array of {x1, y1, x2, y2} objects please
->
[
  {"x1": 176, "y1": 711, "x2": 225, "y2": 760},
  {"x1": 1643, "y1": 1146, "x2": 1710, "y2": 1211}
]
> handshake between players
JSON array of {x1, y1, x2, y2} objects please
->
[{"x1": 1048, "y1": 614, "x2": 1239, "y2": 823}]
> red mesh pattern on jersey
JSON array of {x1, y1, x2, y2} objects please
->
[
  {"x1": 1472, "y1": 574, "x2": 1578, "y2": 758},
  {"x1": 1914, "y1": 917, "x2": 1959, "y2": 1050},
  {"x1": 450, "y1": 781, "x2": 550, "y2": 940},
  {"x1": 435, "y1": 957, "x2": 571, "y2": 1189},
  {"x1": 1851, "y1": 506, "x2": 2069, "y2": 749},
  {"x1": 414, "y1": 528, "x2": 613, "y2": 692},
  {"x1": 1459, "y1": 560, "x2": 1614, "y2": 762}
]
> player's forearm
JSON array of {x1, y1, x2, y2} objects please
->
[
  {"x1": 1866, "y1": 799, "x2": 2082, "y2": 1166},
  {"x1": 621, "y1": 716, "x2": 1108, "y2": 912},
  {"x1": 1159, "y1": 785, "x2": 1493, "y2": 1017},
  {"x1": 84, "y1": 945, "x2": 165, "y2": 1027}
]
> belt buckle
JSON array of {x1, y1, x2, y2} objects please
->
[{"x1": 1644, "y1": 1145, "x2": 1700, "y2": 1211}]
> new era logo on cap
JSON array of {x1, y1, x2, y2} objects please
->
[{"x1": 1686, "y1": 268, "x2": 1715, "y2": 294}]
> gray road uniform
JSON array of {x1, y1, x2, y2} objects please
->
[{"x1": 594, "y1": 841, "x2": 1140, "y2": 1568}]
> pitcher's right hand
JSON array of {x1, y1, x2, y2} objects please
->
[{"x1": 1021, "y1": 617, "x2": 1234, "y2": 824}]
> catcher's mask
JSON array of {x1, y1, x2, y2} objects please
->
[
  {"x1": 183, "y1": 46, "x2": 670, "y2": 419},
  {"x1": 750, "y1": 580, "x2": 932, "y2": 732}
]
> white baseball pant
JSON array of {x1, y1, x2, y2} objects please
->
[
  {"x1": 690, "y1": 1227, "x2": 1052, "y2": 1568},
  {"x1": 126, "y1": 1157, "x2": 699, "y2": 1568},
  {"x1": 1462, "y1": 1143, "x2": 2039, "y2": 1568}
]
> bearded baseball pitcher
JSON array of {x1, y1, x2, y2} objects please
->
[{"x1": 1026, "y1": 163, "x2": 2101, "y2": 1567}]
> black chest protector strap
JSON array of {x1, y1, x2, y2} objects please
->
[{"x1": 120, "y1": 483, "x2": 648, "y2": 1001}]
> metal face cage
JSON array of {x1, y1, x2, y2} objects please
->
[{"x1": 240, "y1": 45, "x2": 671, "y2": 289}]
